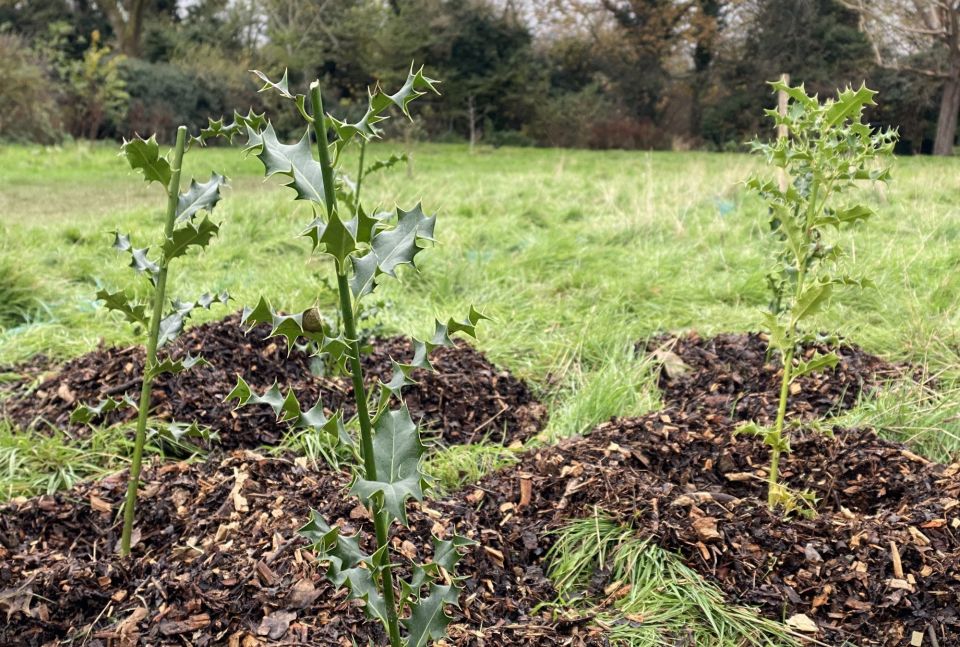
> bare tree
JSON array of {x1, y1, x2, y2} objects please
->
[{"x1": 840, "y1": 0, "x2": 960, "y2": 155}]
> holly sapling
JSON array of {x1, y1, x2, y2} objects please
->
[
  {"x1": 210, "y1": 66, "x2": 481, "y2": 646},
  {"x1": 71, "y1": 127, "x2": 230, "y2": 556},
  {"x1": 742, "y1": 81, "x2": 896, "y2": 512}
]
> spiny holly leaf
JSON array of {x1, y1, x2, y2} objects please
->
[
  {"x1": 193, "y1": 109, "x2": 267, "y2": 146},
  {"x1": 365, "y1": 153, "x2": 409, "y2": 176},
  {"x1": 402, "y1": 583, "x2": 460, "y2": 647},
  {"x1": 240, "y1": 297, "x2": 329, "y2": 349},
  {"x1": 121, "y1": 135, "x2": 172, "y2": 187},
  {"x1": 227, "y1": 376, "x2": 348, "y2": 442},
  {"x1": 350, "y1": 251, "x2": 380, "y2": 299},
  {"x1": 303, "y1": 212, "x2": 357, "y2": 266},
  {"x1": 371, "y1": 203, "x2": 436, "y2": 277},
  {"x1": 147, "y1": 421, "x2": 216, "y2": 452},
  {"x1": 298, "y1": 511, "x2": 390, "y2": 625},
  {"x1": 824, "y1": 84, "x2": 876, "y2": 127},
  {"x1": 70, "y1": 394, "x2": 138, "y2": 424},
  {"x1": 113, "y1": 232, "x2": 132, "y2": 252},
  {"x1": 370, "y1": 64, "x2": 441, "y2": 120},
  {"x1": 253, "y1": 68, "x2": 295, "y2": 99},
  {"x1": 329, "y1": 64, "x2": 439, "y2": 154},
  {"x1": 162, "y1": 215, "x2": 220, "y2": 261},
  {"x1": 96, "y1": 288, "x2": 147, "y2": 325},
  {"x1": 350, "y1": 405, "x2": 426, "y2": 525},
  {"x1": 128, "y1": 247, "x2": 160, "y2": 278},
  {"x1": 791, "y1": 351, "x2": 840, "y2": 381},
  {"x1": 176, "y1": 173, "x2": 227, "y2": 223},
  {"x1": 146, "y1": 353, "x2": 209, "y2": 380},
  {"x1": 429, "y1": 535, "x2": 475, "y2": 576},
  {"x1": 248, "y1": 123, "x2": 326, "y2": 205},
  {"x1": 157, "y1": 293, "x2": 230, "y2": 347}
]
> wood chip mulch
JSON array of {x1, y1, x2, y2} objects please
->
[
  {"x1": 0, "y1": 313, "x2": 546, "y2": 448},
  {"x1": 646, "y1": 331, "x2": 905, "y2": 425}
]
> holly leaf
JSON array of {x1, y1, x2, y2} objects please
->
[
  {"x1": 249, "y1": 123, "x2": 326, "y2": 205},
  {"x1": 96, "y1": 288, "x2": 147, "y2": 325},
  {"x1": 176, "y1": 173, "x2": 226, "y2": 222},
  {"x1": 162, "y1": 215, "x2": 220, "y2": 261},
  {"x1": 240, "y1": 297, "x2": 327, "y2": 349},
  {"x1": 71, "y1": 394, "x2": 138, "y2": 424},
  {"x1": 402, "y1": 583, "x2": 460, "y2": 647},
  {"x1": 121, "y1": 135, "x2": 171, "y2": 187},
  {"x1": 371, "y1": 203, "x2": 436, "y2": 277},
  {"x1": 253, "y1": 68, "x2": 295, "y2": 100},
  {"x1": 329, "y1": 64, "x2": 439, "y2": 154},
  {"x1": 146, "y1": 353, "x2": 209, "y2": 380},
  {"x1": 193, "y1": 109, "x2": 267, "y2": 146},
  {"x1": 350, "y1": 251, "x2": 380, "y2": 299},
  {"x1": 349, "y1": 405, "x2": 426, "y2": 525},
  {"x1": 128, "y1": 247, "x2": 160, "y2": 278},
  {"x1": 298, "y1": 511, "x2": 389, "y2": 626},
  {"x1": 791, "y1": 351, "x2": 840, "y2": 382}
]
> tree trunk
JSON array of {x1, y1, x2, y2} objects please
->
[{"x1": 933, "y1": 71, "x2": 960, "y2": 155}]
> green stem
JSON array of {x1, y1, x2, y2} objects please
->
[
  {"x1": 120, "y1": 125, "x2": 187, "y2": 556},
  {"x1": 768, "y1": 344, "x2": 793, "y2": 508},
  {"x1": 311, "y1": 83, "x2": 402, "y2": 647},
  {"x1": 355, "y1": 139, "x2": 366, "y2": 217}
]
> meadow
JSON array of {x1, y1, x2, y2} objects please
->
[
  {"x1": 2, "y1": 140, "x2": 960, "y2": 645},
  {"x1": 2, "y1": 141, "x2": 959, "y2": 447}
]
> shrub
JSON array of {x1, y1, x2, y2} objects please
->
[{"x1": 0, "y1": 33, "x2": 60, "y2": 143}]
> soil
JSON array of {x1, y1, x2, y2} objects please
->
[
  {"x1": 2, "y1": 329, "x2": 956, "y2": 646},
  {"x1": 0, "y1": 313, "x2": 546, "y2": 448},
  {"x1": 0, "y1": 451, "x2": 599, "y2": 646},
  {"x1": 646, "y1": 331, "x2": 905, "y2": 425}
]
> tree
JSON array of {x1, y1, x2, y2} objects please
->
[
  {"x1": 840, "y1": 0, "x2": 960, "y2": 155},
  {"x1": 95, "y1": 0, "x2": 175, "y2": 56}
]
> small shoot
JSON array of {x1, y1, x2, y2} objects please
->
[
  {"x1": 71, "y1": 127, "x2": 230, "y2": 556},
  {"x1": 745, "y1": 81, "x2": 896, "y2": 511}
]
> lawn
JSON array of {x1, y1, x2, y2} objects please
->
[{"x1": 2, "y1": 140, "x2": 960, "y2": 645}]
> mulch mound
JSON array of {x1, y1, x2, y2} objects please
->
[
  {"x1": 0, "y1": 451, "x2": 600, "y2": 647},
  {"x1": 0, "y1": 313, "x2": 546, "y2": 448},
  {"x1": 475, "y1": 410, "x2": 960, "y2": 646},
  {"x1": 646, "y1": 331, "x2": 904, "y2": 425}
]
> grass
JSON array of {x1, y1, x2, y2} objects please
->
[
  {"x1": 2, "y1": 140, "x2": 960, "y2": 642},
  {"x1": 0, "y1": 420, "x2": 134, "y2": 500},
  {"x1": 547, "y1": 511, "x2": 802, "y2": 646}
]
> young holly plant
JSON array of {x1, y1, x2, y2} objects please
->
[
  {"x1": 71, "y1": 127, "x2": 229, "y2": 556},
  {"x1": 211, "y1": 66, "x2": 482, "y2": 646},
  {"x1": 743, "y1": 81, "x2": 896, "y2": 511}
]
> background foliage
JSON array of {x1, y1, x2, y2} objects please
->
[{"x1": 0, "y1": 0, "x2": 948, "y2": 152}]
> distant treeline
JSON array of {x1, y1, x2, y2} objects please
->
[{"x1": 0, "y1": 0, "x2": 950, "y2": 154}]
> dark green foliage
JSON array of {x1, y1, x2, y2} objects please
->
[{"x1": 220, "y1": 65, "x2": 478, "y2": 646}]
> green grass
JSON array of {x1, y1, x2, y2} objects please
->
[
  {"x1": 2, "y1": 140, "x2": 959, "y2": 643},
  {"x1": 547, "y1": 511, "x2": 802, "y2": 646}
]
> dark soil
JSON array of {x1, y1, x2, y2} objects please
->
[
  {"x1": 646, "y1": 331, "x2": 905, "y2": 425},
  {"x1": 0, "y1": 451, "x2": 598, "y2": 646},
  {"x1": 0, "y1": 313, "x2": 546, "y2": 448},
  {"x1": 473, "y1": 410, "x2": 960, "y2": 646},
  {"x1": 3, "y1": 329, "x2": 956, "y2": 646}
]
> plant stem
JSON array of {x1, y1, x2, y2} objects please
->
[
  {"x1": 355, "y1": 139, "x2": 366, "y2": 216},
  {"x1": 311, "y1": 84, "x2": 403, "y2": 647},
  {"x1": 120, "y1": 125, "x2": 187, "y2": 556},
  {"x1": 769, "y1": 344, "x2": 793, "y2": 508}
]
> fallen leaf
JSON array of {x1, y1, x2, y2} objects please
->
[{"x1": 256, "y1": 610, "x2": 296, "y2": 640}]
